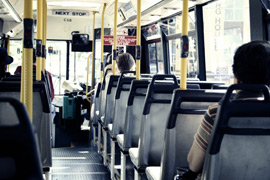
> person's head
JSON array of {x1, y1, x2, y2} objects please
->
[
  {"x1": 232, "y1": 41, "x2": 270, "y2": 85},
  {"x1": 0, "y1": 47, "x2": 13, "y2": 79},
  {"x1": 116, "y1": 53, "x2": 135, "y2": 73}
]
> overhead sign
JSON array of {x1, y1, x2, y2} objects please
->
[
  {"x1": 53, "y1": 10, "x2": 89, "y2": 17},
  {"x1": 104, "y1": 36, "x2": 136, "y2": 46}
]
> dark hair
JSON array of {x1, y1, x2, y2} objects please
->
[
  {"x1": 232, "y1": 41, "x2": 270, "y2": 85},
  {"x1": 116, "y1": 53, "x2": 135, "y2": 73}
]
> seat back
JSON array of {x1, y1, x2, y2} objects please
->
[
  {"x1": 0, "y1": 81, "x2": 52, "y2": 168},
  {"x1": 99, "y1": 68, "x2": 112, "y2": 120},
  {"x1": 160, "y1": 89, "x2": 224, "y2": 180},
  {"x1": 202, "y1": 84, "x2": 270, "y2": 180},
  {"x1": 122, "y1": 79, "x2": 150, "y2": 151},
  {"x1": 103, "y1": 75, "x2": 120, "y2": 127},
  {"x1": 92, "y1": 82, "x2": 101, "y2": 125},
  {"x1": 137, "y1": 74, "x2": 179, "y2": 169},
  {"x1": 0, "y1": 97, "x2": 43, "y2": 180},
  {"x1": 111, "y1": 71, "x2": 135, "y2": 137}
]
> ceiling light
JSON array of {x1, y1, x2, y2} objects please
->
[
  {"x1": 1, "y1": 0, "x2": 22, "y2": 22},
  {"x1": 47, "y1": 1, "x2": 101, "y2": 8}
]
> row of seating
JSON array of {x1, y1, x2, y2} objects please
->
[
  {"x1": 0, "y1": 71, "x2": 53, "y2": 179},
  {"x1": 91, "y1": 72, "x2": 228, "y2": 180}
]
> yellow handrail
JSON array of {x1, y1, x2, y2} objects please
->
[
  {"x1": 180, "y1": 0, "x2": 189, "y2": 90},
  {"x1": 42, "y1": 0, "x2": 47, "y2": 72},
  {"x1": 23, "y1": 0, "x2": 34, "y2": 121},
  {"x1": 100, "y1": 3, "x2": 107, "y2": 83},
  {"x1": 112, "y1": 0, "x2": 118, "y2": 75},
  {"x1": 136, "y1": 0, "x2": 141, "y2": 80},
  {"x1": 86, "y1": 53, "x2": 93, "y2": 103},
  {"x1": 86, "y1": 89, "x2": 95, "y2": 96},
  {"x1": 36, "y1": 0, "x2": 43, "y2": 81}
]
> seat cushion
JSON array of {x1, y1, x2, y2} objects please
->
[
  {"x1": 146, "y1": 166, "x2": 161, "y2": 180},
  {"x1": 129, "y1": 147, "x2": 139, "y2": 167},
  {"x1": 117, "y1": 134, "x2": 124, "y2": 150}
]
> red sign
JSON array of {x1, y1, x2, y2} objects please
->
[{"x1": 104, "y1": 36, "x2": 136, "y2": 46}]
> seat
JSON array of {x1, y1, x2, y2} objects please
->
[
  {"x1": 91, "y1": 82, "x2": 101, "y2": 145},
  {"x1": 117, "y1": 80, "x2": 150, "y2": 152},
  {"x1": 116, "y1": 79, "x2": 150, "y2": 180},
  {"x1": 202, "y1": 84, "x2": 270, "y2": 180},
  {"x1": 129, "y1": 74, "x2": 179, "y2": 179},
  {"x1": 0, "y1": 97, "x2": 43, "y2": 180},
  {"x1": 0, "y1": 81, "x2": 52, "y2": 168},
  {"x1": 96, "y1": 68, "x2": 112, "y2": 153},
  {"x1": 100, "y1": 75, "x2": 120, "y2": 164},
  {"x1": 108, "y1": 71, "x2": 135, "y2": 179},
  {"x1": 146, "y1": 89, "x2": 224, "y2": 180}
]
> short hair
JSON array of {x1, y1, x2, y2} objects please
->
[
  {"x1": 116, "y1": 53, "x2": 135, "y2": 73},
  {"x1": 232, "y1": 41, "x2": 270, "y2": 85}
]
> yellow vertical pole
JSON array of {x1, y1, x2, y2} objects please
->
[
  {"x1": 42, "y1": 0, "x2": 47, "y2": 72},
  {"x1": 91, "y1": 12, "x2": 96, "y2": 92},
  {"x1": 86, "y1": 53, "x2": 93, "y2": 103},
  {"x1": 100, "y1": 3, "x2": 106, "y2": 83},
  {"x1": 36, "y1": 0, "x2": 43, "y2": 81},
  {"x1": 136, "y1": 0, "x2": 141, "y2": 80},
  {"x1": 112, "y1": 0, "x2": 118, "y2": 75},
  {"x1": 23, "y1": 0, "x2": 34, "y2": 121},
  {"x1": 6, "y1": 36, "x2": 10, "y2": 72},
  {"x1": 180, "y1": 0, "x2": 189, "y2": 90}
]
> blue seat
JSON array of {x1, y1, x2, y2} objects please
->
[
  {"x1": 0, "y1": 97, "x2": 43, "y2": 180},
  {"x1": 146, "y1": 89, "x2": 224, "y2": 180},
  {"x1": 202, "y1": 84, "x2": 270, "y2": 180}
]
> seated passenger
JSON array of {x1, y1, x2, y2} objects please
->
[
  {"x1": 14, "y1": 49, "x2": 55, "y2": 100},
  {"x1": 91, "y1": 53, "x2": 135, "y2": 118},
  {"x1": 183, "y1": 41, "x2": 270, "y2": 180},
  {"x1": 0, "y1": 47, "x2": 13, "y2": 79}
]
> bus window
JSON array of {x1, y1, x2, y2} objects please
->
[
  {"x1": 9, "y1": 40, "x2": 22, "y2": 74},
  {"x1": 46, "y1": 41, "x2": 67, "y2": 95},
  {"x1": 164, "y1": 11, "x2": 197, "y2": 78},
  {"x1": 148, "y1": 41, "x2": 164, "y2": 74},
  {"x1": 203, "y1": 0, "x2": 250, "y2": 85},
  {"x1": 69, "y1": 48, "x2": 91, "y2": 86}
]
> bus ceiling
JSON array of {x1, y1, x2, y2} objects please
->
[{"x1": 2, "y1": 0, "x2": 213, "y2": 39}]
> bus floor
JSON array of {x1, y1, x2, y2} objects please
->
[
  {"x1": 44, "y1": 122, "x2": 111, "y2": 180},
  {"x1": 44, "y1": 145, "x2": 111, "y2": 180}
]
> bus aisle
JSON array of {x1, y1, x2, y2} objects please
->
[{"x1": 48, "y1": 121, "x2": 110, "y2": 180}]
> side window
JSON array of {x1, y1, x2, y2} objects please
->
[{"x1": 203, "y1": 0, "x2": 250, "y2": 84}]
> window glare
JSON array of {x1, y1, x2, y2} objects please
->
[{"x1": 203, "y1": 0, "x2": 250, "y2": 85}]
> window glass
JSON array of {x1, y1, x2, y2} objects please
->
[
  {"x1": 160, "y1": 11, "x2": 195, "y2": 36},
  {"x1": 69, "y1": 47, "x2": 92, "y2": 88},
  {"x1": 9, "y1": 40, "x2": 22, "y2": 74},
  {"x1": 148, "y1": 42, "x2": 165, "y2": 74},
  {"x1": 46, "y1": 41, "x2": 67, "y2": 95},
  {"x1": 168, "y1": 35, "x2": 198, "y2": 78},
  {"x1": 148, "y1": 43, "x2": 157, "y2": 74},
  {"x1": 203, "y1": 0, "x2": 250, "y2": 84},
  {"x1": 142, "y1": 23, "x2": 161, "y2": 40}
]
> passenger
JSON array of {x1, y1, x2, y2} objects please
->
[
  {"x1": 183, "y1": 41, "x2": 270, "y2": 180},
  {"x1": 14, "y1": 49, "x2": 55, "y2": 100},
  {"x1": 91, "y1": 52, "x2": 135, "y2": 118},
  {"x1": 0, "y1": 47, "x2": 13, "y2": 79}
]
